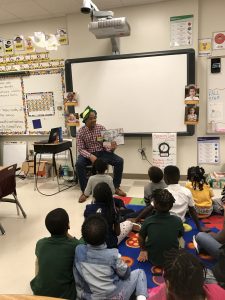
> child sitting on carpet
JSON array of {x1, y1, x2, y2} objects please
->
[
  {"x1": 164, "y1": 165, "x2": 208, "y2": 232},
  {"x1": 84, "y1": 182, "x2": 136, "y2": 248},
  {"x1": 148, "y1": 248, "x2": 225, "y2": 300},
  {"x1": 186, "y1": 166, "x2": 214, "y2": 218},
  {"x1": 30, "y1": 208, "x2": 82, "y2": 300},
  {"x1": 136, "y1": 165, "x2": 208, "y2": 232},
  {"x1": 144, "y1": 166, "x2": 167, "y2": 205},
  {"x1": 73, "y1": 215, "x2": 148, "y2": 300},
  {"x1": 138, "y1": 189, "x2": 184, "y2": 266},
  {"x1": 79, "y1": 158, "x2": 115, "y2": 203},
  {"x1": 79, "y1": 158, "x2": 130, "y2": 214},
  {"x1": 123, "y1": 166, "x2": 167, "y2": 221}
]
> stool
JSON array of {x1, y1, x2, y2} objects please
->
[{"x1": 86, "y1": 164, "x2": 95, "y2": 179}]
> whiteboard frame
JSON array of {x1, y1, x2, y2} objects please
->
[{"x1": 65, "y1": 49, "x2": 195, "y2": 136}]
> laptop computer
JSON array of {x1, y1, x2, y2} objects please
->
[{"x1": 35, "y1": 127, "x2": 63, "y2": 144}]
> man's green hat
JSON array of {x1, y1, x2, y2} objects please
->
[{"x1": 80, "y1": 106, "x2": 97, "y2": 123}]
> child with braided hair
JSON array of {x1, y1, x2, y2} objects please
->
[
  {"x1": 148, "y1": 248, "x2": 225, "y2": 300},
  {"x1": 138, "y1": 189, "x2": 184, "y2": 266},
  {"x1": 186, "y1": 166, "x2": 214, "y2": 217}
]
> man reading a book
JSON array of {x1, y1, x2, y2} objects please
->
[{"x1": 76, "y1": 106, "x2": 126, "y2": 202}]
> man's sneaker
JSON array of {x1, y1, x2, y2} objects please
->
[
  {"x1": 115, "y1": 188, "x2": 127, "y2": 197},
  {"x1": 193, "y1": 235, "x2": 199, "y2": 253}
]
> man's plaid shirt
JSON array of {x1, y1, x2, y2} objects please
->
[{"x1": 77, "y1": 124, "x2": 110, "y2": 158}]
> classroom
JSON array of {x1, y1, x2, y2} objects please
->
[{"x1": 1, "y1": 0, "x2": 225, "y2": 299}]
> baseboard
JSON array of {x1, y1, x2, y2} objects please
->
[{"x1": 109, "y1": 173, "x2": 187, "y2": 180}]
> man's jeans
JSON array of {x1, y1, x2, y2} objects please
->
[{"x1": 76, "y1": 151, "x2": 124, "y2": 192}]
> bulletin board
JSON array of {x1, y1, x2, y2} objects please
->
[
  {"x1": 207, "y1": 57, "x2": 225, "y2": 133},
  {"x1": 0, "y1": 69, "x2": 66, "y2": 135},
  {"x1": 65, "y1": 49, "x2": 195, "y2": 136}
]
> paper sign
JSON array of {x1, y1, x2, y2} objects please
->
[
  {"x1": 197, "y1": 137, "x2": 220, "y2": 164},
  {"x1": 152, "y1": 133, "x2": 177, "y2": 169}
]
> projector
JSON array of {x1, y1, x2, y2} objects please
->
[{"x1": 88, "y1": 17, "x2": 131, "y2": 39}]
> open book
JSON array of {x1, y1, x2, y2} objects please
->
[{"x1": 101, "y1": 128, "x2": 124, "y2": 147}]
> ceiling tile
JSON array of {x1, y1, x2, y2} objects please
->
[
  {"x1": 2, "y1": 1, "x2": 50, "y2": 18},
  {"x1": 34, "y1": 0, "x2": 80, "y2": 14},
  {"x1": 0, "y1": 0, "x2": 29, "y2": 4},
  {"x1": 122, "y1": 0, "x2": 168, "y2": 5},
  {"x1": 0, "y1": 9, "x2": 21, "y2": 21},
  {"x1": 0, "y1": 0, "x2": 172, "y2": 24},
  {"x1": 94, "y1": 0, "x2": 124, "y2": 10}
]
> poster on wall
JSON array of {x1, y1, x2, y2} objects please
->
[
  {"x1": 152, "y1": 133, "x2": 177, "y2": 169},
  {"x1": 207, "y1": 87, "x2": 225, "y2": 133},
  {"x1": 65, "y1": 113, "x2": 80, "y2": 127},
  {"x1": 170, "y1": 15, "x2": 193, "y2": 47},
  {"x1": 56, "y1": 28, "x2": 69, "y2": 45},
  {"x1": 197, "y1": 137, "x2": 220, "y2": 164},
  {"x1": 198, "y1": 38, "x2": 211, "y2": 56},
  {"x1": 3, "y1": 39, "x2": 14, "y2": 54},
  {"x1": 25, "y1": 92, "x2": 55, "y2": 117},
  {"x1": 25, "y1": 37, "x2": 35, "y2": 53},
  {"x1": 184, "y1": 105, "x2": 199, "y2": 125},
  {"x1": 213, "y1": 32, "x2": 225, "y2": 50},
  {"x1": 13, "y1": 35, "x2": 25, "y2": 52}
]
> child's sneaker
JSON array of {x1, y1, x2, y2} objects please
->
[
  {"x1": 136, "y1": 296, "x2": 147, "y2": 300},
  {"x1": 132, "y1": 223, "x2": 141, "y2": 232},
  {"x1": 192, "y1": 235, "x2": 199, "y2": 253},
  {"x1": 183, "y1": 223, "x2": 192, "y2": 232}
]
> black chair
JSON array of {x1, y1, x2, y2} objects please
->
[
  {"x1": 85, "y1": 164, "x2": 96, "y2": 179},
  {"x1": 0, "y1": 164, "x2": 27, "y2": 235}
]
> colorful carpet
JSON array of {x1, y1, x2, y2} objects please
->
[{"x1": 117, "y1": 197, "x2": 223, "y2": 290}]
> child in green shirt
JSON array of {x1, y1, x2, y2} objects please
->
[
  {"x1": 30, "y1": 208, "x2": 82, "y2": 300},
  {"x1": 138, "y1": 189, "x2": 184, "y2": 266}
]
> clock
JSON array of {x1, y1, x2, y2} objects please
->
[{"x1": 158, "y1": 142, "x2": 170, "y2": 157}]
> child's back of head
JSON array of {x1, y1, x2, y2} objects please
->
[
  {"x1": 92, "y1": 182, "x2": 115, "y2": 226},
  {"x1": 45, "y1": 208, "x2": 69, "y2": 236},
  {"x1": 82, "y1": 215, "x2": 107, "y2": 246},
  {"x1": 164, "y1": 165, "x2": 180, "y2": 185},
  {"x1": 148, "y1": 166, "x2": 164, "y2": 183},
  {"x1": 187, "y1": 166, "x2": 206, "y2": 190},
  {"x1": 164, "y1": 248, "x2": 205, "y2": 300},
  {"x1": 93, "y1": 182, "x2": 113, "y2": 204},
  {"x1": 152, "y1": 189, "x2": 175, "y2": 212},
  {"x1": 94, "y1": 158, "x2": 108, "y2": 174}
]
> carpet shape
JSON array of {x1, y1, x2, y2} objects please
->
[
  {"x1": 114, "y1": 196, "x2": 132, "y2": 205},
  {"x1": 202, "y1": 215, "x2": 224, "y2": 230},
  {"x1": 118, "y1": 197, "x2": 223, "y2": 289}
]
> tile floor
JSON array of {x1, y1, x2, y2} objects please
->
[{"x1": 0, "y1": 177, "x2": 149, "y2": 295}]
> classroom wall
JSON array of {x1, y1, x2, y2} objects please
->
[
  {"x1": 66, "y1": 0, "x2": 199, "y2": 176},
  {"x1": 197, "y1": 0, "x2": 225, "y2": 173},
  {"x1": 0, "y1": 0, "x2": 225, "y2": 175}
]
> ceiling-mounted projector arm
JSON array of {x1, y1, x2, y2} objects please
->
[
  {"x1": 81, "y1": 0, "x2": 113, "y2": 21},
  {"x1": 93, "y1": 10, "x2": 114, "y2": 19},
  {"x1": 81, "y1": 0, "x2": 99, "y2": 14}
]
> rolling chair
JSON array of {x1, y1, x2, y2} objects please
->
[{"x1": 0, "y1": 164, "x2": 27, "y2": 235}]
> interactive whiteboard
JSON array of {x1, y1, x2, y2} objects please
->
[{"x1": 65, "y1": 49, "x2": 195, "y2": 135}]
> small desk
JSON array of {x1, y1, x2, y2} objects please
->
[{"x1": 33, "y1": 141, "x2": 75, "y2": 194}]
